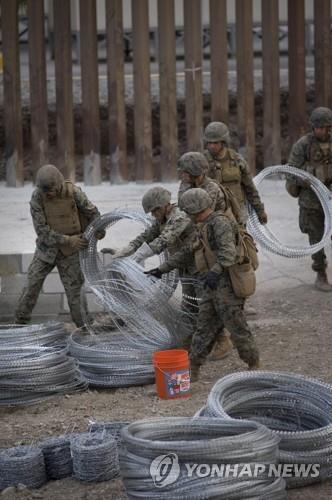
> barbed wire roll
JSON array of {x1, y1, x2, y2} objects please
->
[
  {"x1": 88, "y1": 421, "x2": 130, "y2": 445},
  {"x1": 247, "y1": 164, "x2": 332, "y2": 257},
  {"x1": 120, "y1": 417, "x2": 286, "y2": 499},
  {"x1": 200, "y1": 371, "x2": 332, "y2": 488},
  {"x1": 71, "y1": 433, "x2": 119, "y2": 483},
  {"x1": 0, "y1": 446, "x2": 46, "y2": 490},
  {"x1": 0, "y1": 345, "x2": 88, "y2": 406},
  {"x1": 0, "y1": 322, "x2": 69, "y2": 348},
  {"x1": 39, "y1": 433, "x2": 78, "y2": 480}
]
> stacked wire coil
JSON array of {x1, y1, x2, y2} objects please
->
[
  {"x1": 248, "y1": 164, "x2": 332, "y2": 257},
  {"x1": 39, "y1": 434, "x2": 77, "y2": 480},
  {"x1": 0, "y1": 446, "x2": 47, "y2": 490},
  {"x1": 71, "y1": 433, "x2": 119, "y2": 482},
  {"x1": 198, "y1": 371, "x2": 332, "y2": 487},
  {"x1": 0, "y1": 322, "x2": 88, "y2": 406},
  {"x1": 120, "y1": 417, "x2": 286, "y2": 499},
  {"x1": 71, "y1": 210, "x2": 192, "y2": 387}
]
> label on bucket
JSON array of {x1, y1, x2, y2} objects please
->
[{"x1": 165, "y1": 369, "x2": 190, "y2": 397}]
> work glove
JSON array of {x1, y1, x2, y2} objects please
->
[
  {"x1": 67, "y1": 235, "x2": 88, "y2": 251},
  {"x1": 100, "y1": 247, "x2": 115, "y2": 255},
  {"x1": 257, "y1": 210, "x2": 268, "y2": 224},
  {"x1": 95, "y1": 230, "x2": 106, "y2": 240},
  {"x1": 144, "y1": 267, "x2": 163, "y2": 279},
  {"x1": 133, "y1": 242, "x2": 154, "y2": 263},
  {"x1": 203, "y1": 271, "x2": 220, "y2": 290}
]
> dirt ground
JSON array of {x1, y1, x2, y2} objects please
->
[{"x1": 1, "y1": 279, "x2": 332, "y2": 499}]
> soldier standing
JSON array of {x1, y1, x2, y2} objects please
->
[
  {"x1": 145, "y1": 188, "x2": 260, "y2": 381},
  {"x1": 203, "y1": 121, "x2": 267, "y2": 225},
  {"x1": 15, "y1": 164, "x2": 104, "y2": 327},
  {"x1": 286, "y1": 107, "x2": 332, "y2": 291}
]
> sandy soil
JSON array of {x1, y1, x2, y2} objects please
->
[{"x1": 1, "y1": 279, "x2": 332, "y2": 499}]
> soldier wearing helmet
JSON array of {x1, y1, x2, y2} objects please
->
[
  {"x1": 177, "y1": 151, "x2": 227, "y2": 214},
  {"x1": 145, "y1": 188, "x2": 260, "y2": 381},
  {"x1": 102, "y1": 186, "x2": 199, "y2": 344},
  {"x1": 286, "y1": 107, "x2": 332, "y2": 291},
  {"x1": 15, "y1": 164, "x2": 104, "y2": 327},
  {"x1": 203, "y1": 121, "x2": 267, "y2": 225}
]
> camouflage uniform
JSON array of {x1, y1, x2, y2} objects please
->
[
  {"x1": 203, "y1": 122, "x2": 266, "y2": 225},
  {"x1": 287, "y1": 107, "x2": 332, "y2": 275},
  {"x1": 15, "y1": 166, "x2": 100, "y2": 327},
  {"x1": 158, "y1": 190, "x2": 259, "y2": 368}
]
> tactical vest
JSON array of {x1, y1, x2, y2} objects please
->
[
  {"x1": 205, "y1": 148, "x2": 244, "y2": 206},
  {"x1": 42, "y1": 181, "x2": 82, "y2": 256},
  {"x1": 304, "y1": 138, "x2": 332, "y2": 185},
  {"x1": 159, "y1": 205, "x2": 194, "y2": 255},
  {"x1": 298, "y1": 135, "x2": 332, "y2": 210},
  {"x1": 194, "y1": 214, "x2": 257, "y2": 297}
]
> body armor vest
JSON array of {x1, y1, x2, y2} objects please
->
[
  {"x1": 206, "y1": 149, "x2": 244, "y2": 206},
  {"x1": 42, "y1": 182, "x2": 82, "y2": 256}
]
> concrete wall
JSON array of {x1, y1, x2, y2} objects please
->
[{"x1": 0, "y1": 253, "x2": 106, "y2": 322}]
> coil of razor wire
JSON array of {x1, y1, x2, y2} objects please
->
[
  {"x1": 199, "y1": 371, "x2": 332, "y2": 488},
  {"x1": 0, "y1": 322, "x2": 69, "y2": 348},
  {"x1": 0, "y1": 344, "x2": 88, "y2": 406},
  {"x1": 71, "y1": 433, "x2": 119, "y2": 482},
  {"x1": 70, "y1": 210, "x2": 193, "y2": 387},
  {"x1": 0, "y1": 446, "x2": 47, "y2": 490},
  {"x1": 88, "y1": 420, "x2": 130, "y2": 445},
  {"x1": 39, "y1": 433, "x2": 78, "y2": 480},
  {"x1": 247, "y1": 164, "x2": 332, "y2": 257},
  {"x1": 120, "y1": 417, "x2": 286, "y2": 499}
]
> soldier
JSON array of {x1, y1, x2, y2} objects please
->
[
  {"x1": 203, "y1": 121, "x2": 267, "y2": 225},
  {"x1": 177, "y1": 151, "x2": 227, "y2": 214},
  {"x1": 15, "y1": 164, "x2": 104, "y2": 327},
  {"x1": 101, "y1": 186, "x2": 198, "y2": 342},
  {"x1": 145, "y1": 188, "x2": 260, "y2": 381},
  {"x1": 286, "y1": 107, "x2": 332, "y2": 291}
]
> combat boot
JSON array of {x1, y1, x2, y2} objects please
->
[
  {"x1": 208, "y1": 331, "x2": 233, "y2": 361},
  {"x1": 248, "y1": 358, "x2": 260, "y2": 370},
  {"x1": 315, "y1": 270, "x2": 332, "y2": 292},
  {"x1": 190, "y1": 362, "x2": 201, "y2": 383}
]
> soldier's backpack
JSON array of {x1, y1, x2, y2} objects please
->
[{"x1": 228, "y1": 228, "x2": 258, "y2": 298}]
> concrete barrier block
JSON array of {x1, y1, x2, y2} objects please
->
[
  {"x1": 0, "y1": 294, "x2": 20, "y2": 315},
  {"x1": 0, "y1": 255, "x2": 22, "y2": 276},
  {"x1": 43, "y1": 273, "x2": 63, "y2": 294},
  {"x1": 33, "y1": 294, "x2": 62, "y2": 315},
  {"x1": 21, "y1": 253, "x2": 34, "y2": 273},
  {"x1": 1, "y1": 274, "x2": 27, "y2": 294}
]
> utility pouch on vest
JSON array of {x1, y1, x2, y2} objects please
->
[
  {"x1": 237, "y1": 229, "x2": 259, "y2": 270},
  {"x1": 228, "y1": 261, "x2": 256, "y2": 298}
]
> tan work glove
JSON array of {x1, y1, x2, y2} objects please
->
[
  {"x1": 95, "y1": 230, "x2": 106, "y2": 240},
  {"x1": 258, "y1": 211, "x2": 268, "y2": 224},
  {"x1": 112, "y1": 244, "x2": 135, "y2": 259},
  {"x1": 67, "y1": 235, "x2": 88, "y2": 251}
]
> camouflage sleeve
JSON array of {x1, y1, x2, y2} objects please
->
[
  {"x1": 205, "y1": 181, "x2": 226, "y2": 212},
  {"x1": 239, "y1": 156, "x2": 265, "y2": 216},
  {"x1": 159, "y1": 245, "x2": 194, "y2": 273},
  {"x1": 30, "y1": 190, "x2": 68, "y2": 247},
  {"x1": 73, "y1": 186, "x2": 100, "y2": 223},
  {"x1": 177, "y1": 181, "x2": 192, "y2": 204},
  {"x1": 209, "y1": 216, "x2": 237, "y2": 273},
  {"x1": 129, "y1": 222, "x2": 161, "y2": 251},
  {"x1": 149, "y1": 214, "x2": 192, "y2": 254},
  {"x1": 287, "y1": 136, "x2": 309, "y2": 186}
]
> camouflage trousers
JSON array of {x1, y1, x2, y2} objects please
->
[
  {"x1": 190, "y1": 272, "x2": 259, "y2": 366},
  {"x1": 299, "y1": 206, "x2": 326, "y2": 272},
  {"x1": 15, "y1": 251, "x2": 86, "y2": 327}
]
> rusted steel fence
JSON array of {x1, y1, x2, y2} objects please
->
[{"x1": 0, "y1": 0, "x2": 331, "y2": 186}]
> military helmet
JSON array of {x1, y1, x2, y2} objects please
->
[
  {"x1": 203, "y1": 121, "x2": 230, "y2": 144},
  {"x1": 179, "y1": 188, "x2": 212, "y2": 214},
  {"x1": 142, "y1": 186, "x2": 172, "y2": 213},
  {"x1": 36, "y1": 164, "x2": 64, "y2": 192},
  {"x1": 177, "y1": 152, "x2": 209, "y2": 176},
  {"x1": 310, "y1": 107, "x2": 332, "y2": 128}
]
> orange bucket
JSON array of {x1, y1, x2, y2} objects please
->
[{"x1": 153, "y1": 349, "x2": 191, "y2": 399}]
